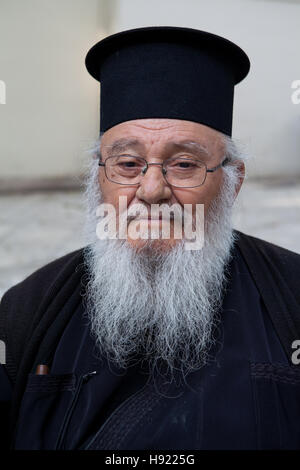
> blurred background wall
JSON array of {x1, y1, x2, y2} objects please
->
[
  {"x1": 0, "y1": 0, "x2": 114, "y2": 189},
  {"x1": 1, "y1": 0, "x2": 300, "y2": 187}
]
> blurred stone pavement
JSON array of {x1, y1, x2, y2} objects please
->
[{"x1": 1, "y1": 178, "x2": 300, "y2": 299}]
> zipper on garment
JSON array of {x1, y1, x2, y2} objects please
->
[{"x1": 54, "y1": 370, "x2": 97, "y2": 450}]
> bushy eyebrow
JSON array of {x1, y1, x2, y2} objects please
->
[
  {"x1": 102, "y1": 138, "x2": 142, "y2": 154},
  {"x1": 102, "y1": 138, "x2": 210, "y2": 159},
  {"x1": 164, "y1": 141, "x2": 210, "y2": 158}
]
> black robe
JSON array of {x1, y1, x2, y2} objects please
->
[{"x1": 1, "y1": 230, "x2": 300, "y2": 450}]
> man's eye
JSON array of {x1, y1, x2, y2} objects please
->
[
  {"x1": 170, "y1": 160, "x2": 197, "y2": 169},
  {"x1": 177, "y1": 162, "x2": 195, "y2": 168},
  {"x1": 118, "y1": 161, "x2": 137, "y2": 167}
]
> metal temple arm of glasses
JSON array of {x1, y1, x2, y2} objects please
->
[{"x1": 206, "y1": 157, "x2": 230, "y2": 173}]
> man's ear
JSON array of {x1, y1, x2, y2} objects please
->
[{"x1": 234, "y1": 161, "x2": 245, "y2": 200}]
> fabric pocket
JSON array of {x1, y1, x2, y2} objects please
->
[
  {"x1": 14, "y1": 372, "x2": 77, "y2": 450},
  {"x1": 250, "y1": 362, "x2": 300, "y2": 449}
]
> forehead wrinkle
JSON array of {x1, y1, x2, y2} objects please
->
[
  {"x1": 102, "y1": 138, "x2": 144, "y2": 154},
  {"x1": 163, "y1": 140, "x2": 210, "y2": 158},
  {"x1": 101, "y1": 137, "x2": 216, "y2": 161}
]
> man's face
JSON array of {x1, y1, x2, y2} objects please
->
[
  {"x1": 86, "y1": 118, "x2": 244, "y2": 373},
  {"x1": 98, "y1": 118, "x2": 242, "y2": 250}
]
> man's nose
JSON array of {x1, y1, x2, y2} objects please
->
[{"x1": 135, "y1": 164, "x2": 172, "y2": 204}]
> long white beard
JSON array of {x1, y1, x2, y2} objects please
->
[{"x1": 82, "y1": 159, "x2": 238, "y2": 377}]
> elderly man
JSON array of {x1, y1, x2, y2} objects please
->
[{"x1": 1, "y1": 26, "x2": 300, "y2": 451}]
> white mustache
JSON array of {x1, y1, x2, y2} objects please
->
[{"x1": 126, "y1": 203, "x2": 183, "y2": 222}]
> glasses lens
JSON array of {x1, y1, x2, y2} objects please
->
[
  {"x1": 105, "y1": 155, "x2": 146, "y2": 184},
  {"x1": 164, "y1": 157, "x2": 206, "y2": 187}
]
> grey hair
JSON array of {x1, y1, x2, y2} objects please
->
[
  {"x1": 223, "y1": 134, "x2": 247, "y2": 163},
  {"x1": 221, "y1": 134, "x2": 248, "y2": 200}
]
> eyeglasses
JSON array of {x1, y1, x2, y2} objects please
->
[{"x1": 98, "y1": 154, "x2": 230, "y2": 188}]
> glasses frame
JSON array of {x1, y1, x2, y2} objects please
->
[{"x1": 98, "y1": 154, "x2": 230, "y2": 189}]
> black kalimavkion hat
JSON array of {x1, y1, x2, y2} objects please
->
[{"x1": 85, "y1": 26, "x2": 250, "y2": 136}]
